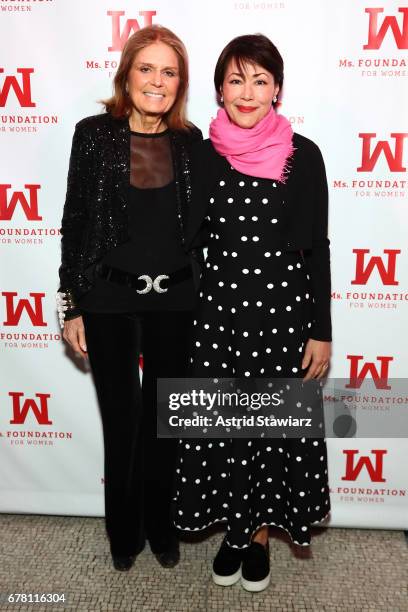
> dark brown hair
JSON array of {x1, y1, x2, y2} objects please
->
[
  {"x1": 102, "y1": 24, "x2": 191, "y2": 130},
  {"x1": 214, "y1": 34, "x2": 284, "y2": 107}
]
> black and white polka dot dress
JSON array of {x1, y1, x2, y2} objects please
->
[{"x1": 173, "y1": 163, "x2": 330, "y2": 548}]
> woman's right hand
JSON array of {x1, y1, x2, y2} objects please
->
[{"x1": 62, "y1": 315, "x2": 88, "y2": 359}]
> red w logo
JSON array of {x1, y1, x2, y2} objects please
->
[
  {"x1": 364, "y1": 7, "x2": 408, "y2": 50},
  {"x1": 0, "y1": 68, "x2": 35, "y2": 107},
  {"x1": 9, "y1": 392, "x2": 52, "y2": 425},
  {"x1": 351, "y1": 249, "x2": 400, "y2": 286},
  {"x1": 108, "y1": 10, "x2": 157, "y2": 52},
  {"x1": 342, "y1": 449, "x2": 387, "y2": 482},
  {"x1": 346, "y1": 355, "x2": 393, "y2": 390},
  {"x1": 357, "y1": 133, "x2": 408, "y2": 172},
  {"x1": 2, "y1": 292, "x2": 46, "y2": 327},
  {"x1": 0, "y1": 184, "x2": 42, "y2": 221}
]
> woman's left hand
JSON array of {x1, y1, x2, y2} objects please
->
[{"x1": 301, "y1": 339, "x2": 331, "y2": 381}]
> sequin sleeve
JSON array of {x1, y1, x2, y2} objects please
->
[{"x1": 58, "y1": 122, "x2": 95, "y2": 313}]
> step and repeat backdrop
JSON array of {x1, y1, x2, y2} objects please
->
[{"x1": 1, "y1": 0, "x2": 407, "y2": 530}]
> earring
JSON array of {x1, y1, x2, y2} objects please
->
[
  {"x1": 273, "y1": 95, "x2": 278, "y2": 103},
  {"x1": 220, "y1": 95, "x2": 224, "y2": 103},
  {"x1": 125, "y1": 83, "x2": 129, "y2": 94}
]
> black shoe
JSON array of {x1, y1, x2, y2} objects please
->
[
  {"x1": 212, "y1": 537, "x2": 243, "y2": 586},
  {"x1": 241, "y1": 541, "x2": 270, "y2": 592},
  {"x1": 153, "y1": 540, "x2": 180, "y2": 568},
  {"x1": 112, "y1": 554, "x2": 137, "y2": 572}
]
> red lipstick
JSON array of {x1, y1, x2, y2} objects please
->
[{"x1": 236, "y1": 105, "x2": 257, "y2": 113}]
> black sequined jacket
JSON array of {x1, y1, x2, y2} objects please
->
[{"x1": 58, "y1": 113, "x2": 203, "y2": 319}]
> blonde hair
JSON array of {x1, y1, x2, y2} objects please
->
[{"x1": 102, "y1": 24, "x2": 191, "y2": 131}]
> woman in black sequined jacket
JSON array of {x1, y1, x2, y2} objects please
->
[
  {"x1": 57, "y1": 25, "x2": 202, "y2": 572},
  {"x1": 59, "y1": 112, "x2": 202, "y2": 315}
]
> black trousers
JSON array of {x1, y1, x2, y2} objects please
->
[{"x1": 83, "y1": 310, "x2": 193, "y2": 556}]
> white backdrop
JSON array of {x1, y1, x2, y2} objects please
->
[{"x1": 1, "y1": 0, "x2": 407, "y2": 530}]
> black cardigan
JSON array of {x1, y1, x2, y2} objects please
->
[
  {"x1": 185, "y1": 134, "x2": 332, "y2": 341},
  {"x1": 58, "y1": 113, "x2": 203, "y2": 317}
]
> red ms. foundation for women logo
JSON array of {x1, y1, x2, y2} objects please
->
[
  {"x1": 0, "y1": 292, "x2": 61, "y2": 350},
  {"x1": 342, "y1": 449, "x2": 387, "y2": 482},
  {"x1": 357, "y1": 133, "x2": 408, "y2": 173},
  {"x1": 108, "y1": 10, "x2": 157, "y2": 51},
  {"x1": 330, "y1": 448, "x2": 407, "y2": 504},
  {"x1": 0, "y1": 184, "x2": 41, "y2": 221},
  {"x1": 351, "y1": 249, "x2": 400, "y2": 286},
  {"x1": 0, "y1": 68, "x2": 58, "y2": 133},
  {"x1": 0, "y1": 183, "x2": 61, "y2": 246},
  {"x1": 364, "y1": 7, "x2": 408, "y2": 50},
  {"x1": 0, "y1": 68, "x2": 35, "y2": 108},
  {"x1": 345, "y1": 354, "x2": 393, "y2": 390},
  {"x1": 85, "y1": 9, "x2": 157, "y2": 77},
  {"x1": 338, "y1": 6, "x2": 408, "y2": 77},
  {"x1": 331, "y1": 249, "x2": 407, "y2": 310},
  {"x1": 332, "y1": 133, "x2": 407, "y2": 200},
  {"x1": 2, "y1": 291, "x2": 46, "y2": 327},
  {"x1": 9, "y1": 392, "x2": 52, "y2": 426},
  {"x1": 1, "y1": 392, "x2": 73, "y2": 447}
]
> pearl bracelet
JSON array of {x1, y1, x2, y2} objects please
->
[{"x1": 55, "y1": 292, "x2": 67, "y2": 329}]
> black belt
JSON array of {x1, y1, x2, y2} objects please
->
[{"x1": 96, "y1": 263, "x2": 192, "y2": 294}]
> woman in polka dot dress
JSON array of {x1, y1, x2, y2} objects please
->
[{"x1": 173, "y1": 34, "x2": 332, "y2": 592}]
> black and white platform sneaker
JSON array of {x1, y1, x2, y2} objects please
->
[
  {"x1": 212, "y1": 537, "x2": 244, "y2": 586},
  {"x1": 241, "y1": 540, "x2": 271, "y2": 592}
]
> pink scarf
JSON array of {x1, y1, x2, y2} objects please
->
[{"x1": 209, "y1": 106, "x2": 294, "y2": 182}]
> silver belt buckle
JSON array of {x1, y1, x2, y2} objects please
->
[{"x1": 136, "y1": 274, "x2": 169, "y2": 294}]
